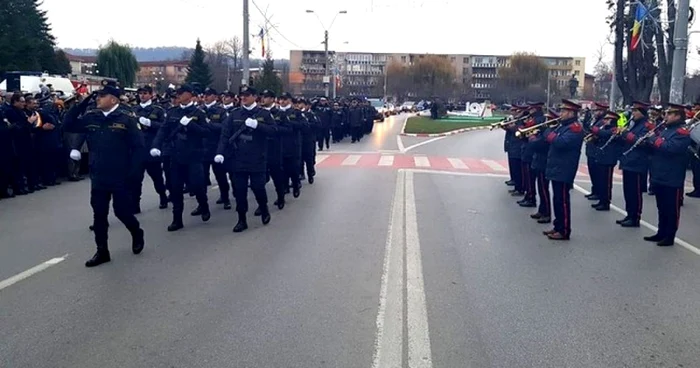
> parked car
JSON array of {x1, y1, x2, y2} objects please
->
[
  {"x1": 400, "y1": 101, "x2": 416, "y2": 112},
  {"x1": 368, "y1": 98, "x2": 386, "y2": 122}
]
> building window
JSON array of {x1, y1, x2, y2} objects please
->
[
  {"x1": 401, "y1": 56, "x2": 406, "y2": 63},
  {"x1": 450, "y1": 57, "x2": 455, "y2": 62},
  {"x1": 463, "y1": 57, "x2": 469, "y2": 63},
  {"x1": 574, "y1": 70, "x2": 580, "y2": 76},
  {"x1": 575, "y1": 60, "x2": 581, "y2": 66}
]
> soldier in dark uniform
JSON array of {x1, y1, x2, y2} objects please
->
[
  {"x1": 28, "y1": 95, "x2": 63, "y2": 187},
  {"x1": 644, "y1": 103, "x2": 692, "y2": 246},
  {"x1": 348, "y1": 98, "x2": 364, "y2": 143},
  {"x1": 505, "y1": 105, "x2": 527, "y2": 195},
  {"x1": 0, "y1": 104, "x2": 13, "y2": 198},
  {"x1": 646, "y1": 105, "x2": 664, "y2": 196},
  {"x1": 331, "y1": 101, "x2": 345, "y2": 143},
  {"x1": 583, "y1": 102, "x2": 608, "y2": 202},
  {"x1": 221, "y1": 91, "x2": 237, "y2": 113},
  {"x1": 503, "y1": 105, "x2": 518, "y2": 187},
  {"x1": 134, "y1": 85, "x2": 168, "y2": 211},
  {"x1": 528, "y1": 108, "x2": 557, "y2": 224},
  {"x1": 517, "y1": 102, "x2": 545, "y2": 208},
  {"x1": 151, "y1": 84, "x2": 211, "y2": 232},
  {"x1": 362, "y1": 99, "x2": 374, "y2": 135},
  {"x1": 300, "y1": 99, "x2": 319, "y2": 184},
  {"x1": 314, "y1": 97, "x2": 332, "y2": 151},
  {"x1": 201, "y1": 88, "x2": 231, "y2": 210},
  {"x1": 259, "y1": 89, "x2": 289, "y2": 210},
  {"x1": 587, "y1": 110, "x2": 622, "y2": 211},
  {"x1": 616, "y1": 101, "x2": 654, "y2": 228},
  {"x1": 216, "y1": 86, "x2": 276, "y2": 232},
  {"x1": 63, "y1": 83, "x2": 145, "y2": 267},
  {"x1": 279, "y1": 93, "x2": 307, "y2": 198},
  {"x1": 543, "y1": 99, "x2": 584, "y2": 241}
]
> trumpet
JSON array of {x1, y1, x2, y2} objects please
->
[
  {"x1": 490, "y1": 114, "x2": 529, "y2": 131},
  {"x1": 515, "y1": 117, "x2": 561, "y2": 138}
]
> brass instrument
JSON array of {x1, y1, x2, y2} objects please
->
[
  {"x1": 515, "y1": 117, "x2": 561, "y2": 138},
  {"x1": 489, "y1": 114, "x2": 529, "y2": 131},
  {"x1": 584, "y1": 133, "x2": 595, "y2": 142}
]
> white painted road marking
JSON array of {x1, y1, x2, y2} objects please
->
[
  {"x1": 0, "y1": 255, "x2": 68, "y2": 292},
  {"x1": 403, "y1": 136, "x2": 447, "y2": 153},
  {"x1": 397, "y1": 135, "x2": 406, "y2": 153},
  {"x1": 341, "y1": 155, "x2": 361, "y2": 166},
  {"x1": 316, "y1": 154, "x2": 329, "y2": 164},
  {"x1": 414, "y1": 156, "x2": 431, "y2": 168},
  {"x1": 447, "y1": 158, "x2": 468, "y2": 169},
  {"x1": 482, "y1": 159, "x2": 508, "y2": 172},
  {"x1": 378, "y1": 155, "x2": 395, "y2": 167}
]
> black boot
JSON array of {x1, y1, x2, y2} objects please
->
[
  {"x1": 308, "y1": 175, "x2": 315, "y2": 184},
  {"x1": 159, "y1": 193, "x2": 168, "y2": 209},
  {"x1": 233, "y1": 212, "x2": 248, "y2": 233},
  {"x1": 592, "y1": 202, "x2": 610, "y2": 211},
  {"x1": 275, "y1": 197, "x2": 285, "y2": 210},
  {"x1": 85, "y1": 250, "x2": 111, "y2": 268},
  {"x1": 657, "y1": 238, "x2": 675, "y2": 247},
  {"x1": 132, "y1": 228, "x2": 145, "y2": 255},
  {"x1": 260, "y1": 206, "x2": 271, "y2": 225},
  {"x1": 620, "y1": 218, "x2": 640, "y2": 228},
  {"x1": 293, "y1": 186, "x2": 301, "y2": 198},
  {"x1": 222, "y1": 198, "x2": 232, "y2": 210},
  {"x1": 644, "y1": 233, "x2": 664, "y2": 242},
  {"x1": 687, "y1": 191, "x2": 700, "y2": 198},
  {"x1": 615, "y1": 216, "x2": 629, "y2": 225},
  {"x1": 200, "y1": 207, "x2": 211, "y2": 222},
  {"x1": 168, "y1": 214, "x2": 184, "y2": 232},
  {"x1": 254, "y1": 207, "x2": 262, "y2": 216}
]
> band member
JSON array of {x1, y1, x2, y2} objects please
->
[
  {"x1": 505, "y1": 105, "x2": 528, "y2": 195},
  {"x1": 528, "y1": 108, "x2": 558, "y2": 223},
  {"x1": 63, "y1": 84, "x2": 145, "y2": 267},
  {"x1": 588, "y1": 110, "x2": 621, "y2": 211},
  {"x1": 584, "y1": 102, "x2": 608, "y2": 201},
  {"x1": 151, "y1": 85, "x2": 211, "y2": 232},
  {"x1": 543, "y1": 99, "x2": 584, "y2": 240},
  {"x1": 687, "y1": 101, "x2": 700, "y2": 198},
  {"x1": 644, "y1": 103, "x2": 692, "y2": 246},
  {"x1": 503, "y1": 105, "x2": 519, "y2": 187},
  {"x1": 519, "y1": 102, "x2": 545, "y2": 207},
  {"x1": 646, "y1": 106, "x2": 663, "y2": 196},
  {"x1": 617, "y1": 101, "x2": 654, "y2": 228}
]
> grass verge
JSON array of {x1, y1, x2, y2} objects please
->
[{"x1": 403, "y1": 116, "x2": 494, "y2": 134}]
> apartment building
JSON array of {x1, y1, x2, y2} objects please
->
[
  {"x1": 289, "y1": 50, "x2": 586, "y2": 100},
  {"x1": 136, "y1": 60, "x2": 189, "y2": 86}
]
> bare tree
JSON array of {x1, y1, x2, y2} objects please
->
[
  {"x1": 649, "y1": 0, "x2": 676, "y2": 104},
  {"x1": 593, "y1": 43, "x2": 614, "y2": 101},
  {"x1": 204, "y1": 36, "x2": 244, "y2": 92}
]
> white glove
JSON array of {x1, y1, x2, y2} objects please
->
[
  {"x1": 150, "y1": 148, "x2": 161, "y2": 157},
  {"x1": 180, "y1": 116, "x2": 192, "y2": 126},
  {"x1": 138, "y1": 117, "x2": 151, "y2": 127},
  {"x1": 245, "y1": 118, "x2": 258, "y2": 129},
  {"x1": 69, "y1": 149, "x2": 81, "y2": 161},
  {"x1": 214, "y1": 154, "x2": 225, "y2": 164},
  {"x1": 206, "y1": 118, "x2": 211, "y2": 123}
]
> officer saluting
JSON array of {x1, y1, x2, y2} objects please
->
[
  {"x1": 63, "y1": 82, "x2": 146, "y2": 267},
  {"x1": 644, "y1": 103, "x2": 692, "y2": 246},
  {"x1": 216, "y1": 86, "x2": 277, "y2": 232},
  {"x1": 151, "y1": 84, "x2": 211, "y2": 232},
  {"x1": 543, "y1": 99, "x2": 585, "y2": 241}
]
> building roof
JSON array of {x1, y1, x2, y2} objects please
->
[
  {"x1": 64, "y1": 52, "x2": 97, "y2": 63},
  {"x1": 139, "y1": 60, "x2": 189, "y2": 67}
]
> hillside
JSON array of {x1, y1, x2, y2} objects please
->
[{"x1": 63, "y1": 47, "x2": 192, "y2": 62}]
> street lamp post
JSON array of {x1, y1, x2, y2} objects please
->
[{"x1": 306, "y1": 9, "x2": 347, "y2": 98}]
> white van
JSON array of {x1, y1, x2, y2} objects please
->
[{"x1": 0, "y1": 73, "x2": 76, "y2": 98}]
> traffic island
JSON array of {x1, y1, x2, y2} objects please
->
[{"x1": 401, "y1": 116, "x2": 501, "y2": 137}]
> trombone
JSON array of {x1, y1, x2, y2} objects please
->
[
  {"x1": 489, "y1": 114, "x2": 529, "y2": 131},
  {"x1": 515, "y1": 117, "x2": 561, "y2": 138}
]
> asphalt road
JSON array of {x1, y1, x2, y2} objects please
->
[{"x1": 2, "y1": 115, "x2": 700, "y2": 368}]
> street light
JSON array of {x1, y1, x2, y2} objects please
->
[{"x1": 306, "y1": 9, "x2": 347, "y2": 97}]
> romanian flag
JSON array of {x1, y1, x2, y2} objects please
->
[
  {"x1": 259, "y1": 28, "x2": 265, "y2": 57},
  {"x1": 630, "y1": 1, "x2": 649, "y2": 51}
]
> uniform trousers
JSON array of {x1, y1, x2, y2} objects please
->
[
  {"x1": 587, "y1": 156, "x2": 599, "y2": 196},
  {"x1": 301, "y1": 143, "x2": 316, "y2": 178},
  {"x1": 331, "y1": 126, "x2": 343, "y2": 143},
  {"x1": 90, "y1": 186, "x2": 141, "y2": 251},
  {"x1": 283, "y1": 156, "x2": 301, "y2": 190},
  {"x1": 204, "y1": 161, "x2": 230, "y2": 202},
  {"x1": 0, "y1": 156, "x2": 13, "y2": 193},
  {"x1": 351, "y1": 125, "x2": 363, "y2": 142},
  {"x1": 169, "y1": 162, "x2": 208, "y2": 218},
  {"x1": 622, "y1": 170, "x2": 645, "y2": 221},
  {"x1": 654, "y1": 185, "x2": 683, "y2": 240},
  {"x1": 134, "y1": 159, "x2": 166, "y2": 207},
  {"x1": 317, "y1": 128, "x2": 330, "y2": 149},
  {"x1": 14, "y1": 149, "x2": 39, "y2": 189},
  {"x1": 551, "y1": 181, "x2": 572, "y2": 237},
  {"x1": 508, "y1": 157, "x2": 524, "y2": 192},
  {"x1": 522, "y1": 161, "x2": 535, "y2": 201},
  {"x1": 534, "y1": 169, "x2": 551, "y2": 218},
  {"x1": 162, "y1": 155, "x2": 172, "y2": 193},
  {"x1": 268, "y1": 159, "x2": 287, "y2": 199},
  {"x1": 233, "y1": 171, "x2": 268, "y2": 214},
  {"x1": 596, "y1": 165, "x2": 615, "y2": 205},
  {"x1": 38, "y1": 147, "x2": 62, "y2": 185}
]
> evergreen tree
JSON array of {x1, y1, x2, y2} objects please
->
[
  {"x1": 50, "y1": 50, "x2": 72, "y2": 75},
  {"x1": 252, "y1": 57, "x2": 282, "y2": 95},
  {"x1": 96, "y1": 40, "x2": 140, "y2": 87},
  {"x1": 0, "y1": 0, "x2": 57, "y2": 74},
  {"x1": 185, "y1": 39, "x2": 213, "y2": 87}
]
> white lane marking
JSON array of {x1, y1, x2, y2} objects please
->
[
  {"x1": 379, "y1": 155, "x2": 395, "y2": 167},
  {"x1": 371, "y1": 171, "x2": 405, "y2": 368},
  {"x1": 341, "y1": 155, "x2": 361, "y2": 166},
  {"x1": 481, "y1": 159, "x2": 508, "y2": 172},
  {"x1": 573, "y1": 184, "x2": 700, "y2": 256},
  {"x1": 378, "y1": 149, "x2": 402, "y2": 154},
  {"x1": 408, "y1": 169, "x2": 510, "y2": 179},
  {"x1": 414, "y1": 156, "x2": 431, "y2": 168},
  {"x1": 316, "y1": 154, "x2": 329, "y2": 164},
  {"x1": 397, "y1": 135, "x2": 406, "y2": 153},
  {"x1": 403, "y1": 136, "x2": 447, "y2": 153},
  {"x1": 0, "y1": 255, "x2": 68, "y2": 292},
  {"x1": 447, "y1": 158, "x2": 468, "y2": 169},
  {"x1": 404, "y1": 171, "x2": 434, "y2": 368}
]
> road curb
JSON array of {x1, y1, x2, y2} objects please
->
[{"x1": 400, "y1": 125, "x2": 491, "y2": 138}]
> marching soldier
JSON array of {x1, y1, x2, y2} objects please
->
[
  {"x1": 583, "y1": 102, "x2": 608, "y2": 202},
  {"x1": 543, "y1": 99, "x2": 584, "y2": 241},
  {"x1": 314, "y1": 97, "x2": 332, "y2": 151},
  {"x1": 616, "y1": 101, "x2": 654, "y2": 228},
  {"x1": 348, "y1": 98, "x2": 364, "y2": 143},
  {"x1": 260, "y1": 89, "x2": 290, "y2": 210},
  {"x1": 63, "y1": 83, "x2": 145, "y2": 267},
  {"x1": 588, "y1": 110, "x2": 621, "y2": 211},
  {"x1": 150, "y1": 84, "x2": 211, "y2": 232},
  {"x1": 331, "y1": 101, "x2": 345, "y2": 143},
  {"x1": 518, "y1": 102, "x2": 545, "y2": 208},
  {"x1": 644, "y1": 103, "x2": 692, "y2": 246},
  {"x1": 528, "y1": 108, "x2": 557, "y2": 224},
  {"x1": 279, "y1": 93, "x2": 306, "y2": 198},
  {"x1": 134, "y1": 85, "x2": 168, "y2": 211},
  {"x1": 300, "y1": 99, "x2": 319, "y2": 184},
  {"x1": 215, "y1": 86, "x2": 276, "y2": 232},
  {"x1": 201, "y1": 88, "x2": 231, "y2": 210}
]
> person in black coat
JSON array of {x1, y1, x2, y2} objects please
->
[
  {"x1": 200, "y1": 88, "x2": 231, "y2": 210},
  {"x1": 27, "y1": 95, "x2": 63, "y2": 187},
  {"x1": 63, "y1": 84, "x2": 145, "y2": 268},
  {"x1": 348, "y1": 98, "x2": 364, "y2": 143},
  {"x1": 259, "y1": 89, "x2": 291, "y2": 210},
  {"x1": 134, "y1": 85, "x2": 168, "y2": 211},
  {"x1": 279, "y1": 93, "x2": 307, "y2": 198},
  {"x1": 151, "y1": 85, "x2": 211, "y2": 232},
  {"x1": 216, "y1": 86, "x2": 276, "y2": 232},
  {"x1": 5, "y1": 92, "x2": 43, "y2": 194},
  {"x1": 314, "y1": 97, "x2": 332, "y2": 150},
  {"x1": 300, "y1": 99, "x2": 319, "y2": 183}
]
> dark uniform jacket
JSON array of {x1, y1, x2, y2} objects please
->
[
  {"x1": 201, "y1": 103, "x2": 228, "y2": 160},
  {"x1": 5, "y1": 107, "x2": 32, "y2": 155},
  {"x1": 545, "y1": 117, "x2": 584, "y2": 184},
  {"x1": 266, "y1": 106, "x2": 292, "y2": 165},
  {"x1": 301, "y1": 110, "x2": 319, "y2": 145},
  {"x1": 585, "y1": 116, "x2": 605, "y2": 160},
  {"x1": 648, "y1": 121, "x2": 692, "y2": 188},
  {"x1": 314, "y1": 105, "x2": 332, "y2": 129},
  {"x1": 134, "y1": 101, "x2": 166, "y2": 151},
  {"x1": 528, "y1": 128, "x2": 550, "y2": 172},
  {"x1": 63, "y1": 105, "x2": 144, "y2": 189},
  {"x1": 0, "y1": 109, "x2": 13, "y2": 158},
  {"x1": 152, "y1": 103, "x2": 208, "y2": 165},
  {"x1": 217, "y1": 104, "x2": 276, "y2": 173},
  {"x1": 331, "y1": 108, "x2": 345, "y2": 128},
  {"x1": 522, "y1": 112, "x2": 545, "y2": 163},
  {"x1": 589, "y1": 122, "x2": 620, "y2": 166},
  {"x1": 348, "y1": 107, "x2": 364, "y2": 127},
  {"x1": 618, "y1": 118, "x2": 654, "y2": 174},
  {"x1": 33, "y1": 109, "x2": 63, "y2": 150},
  {"x1": 280, "y1": 107, "x2": 307, "y2": 159},
  {"x1": 506, "y1": 114, "x2": 527, "y2": 159}
]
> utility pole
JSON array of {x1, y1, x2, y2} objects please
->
[
  {"x1": 242, "y1": 0, "x2": 250, "y2": 87},
  {"x1": 324, "y1": 30, "x2": 330, "y2": 97},
  {"x1": 669, "y1": 0, "x2": 690, "y2": 104},
  {"x1": 609, "y1": 59, "x2": 616, "y2": 108}
]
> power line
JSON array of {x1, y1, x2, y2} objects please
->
[{"x1": 250, "y1": 0, "x2": 303, "y2": 49}]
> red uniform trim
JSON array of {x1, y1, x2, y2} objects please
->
[{"x1": 570, "y1": 122, "x2": 583, "y2": 133}]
